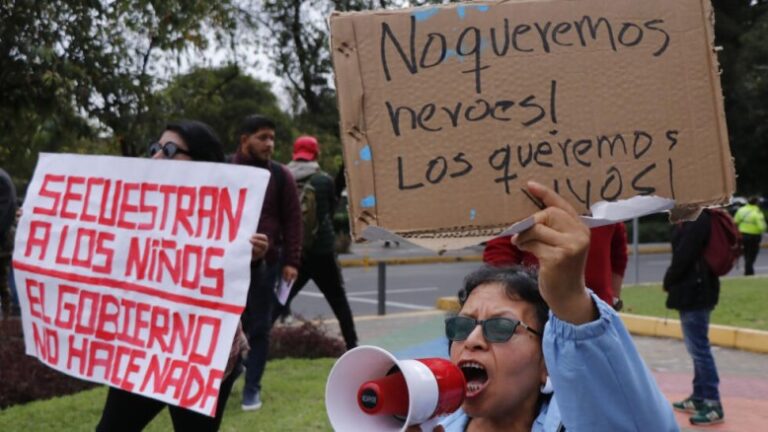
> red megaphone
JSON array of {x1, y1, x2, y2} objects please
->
[{"x1": 326, "y1": 346, "x2": 466, "y2": 432}]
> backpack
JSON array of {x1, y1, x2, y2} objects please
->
[
  {"x1": 703, "y1": 208, "x2": 743, "y2": 276},
  {"x1": 297, "y1": 174, "x2": 319, "y2": 252}
]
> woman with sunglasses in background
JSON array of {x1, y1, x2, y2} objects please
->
[
  {"x1": 433, "y1": 181, "x2": 677, "y2": 432},
  {"x1": 96, "y1": 120, "x2": 269, "y2": 431}
]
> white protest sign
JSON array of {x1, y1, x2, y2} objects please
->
[{"x1": 12, "y1": 153, "x2": 268, "y2": 416}]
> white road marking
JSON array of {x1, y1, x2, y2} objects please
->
[{"x1": 349, "y1": 287, "x2": 440, "y2": 296}]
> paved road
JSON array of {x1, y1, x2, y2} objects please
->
[
  {"x1": 288, "y1": 249, "x2": 768, "y2": 320},
  {"x1": 327, "y1": 311, "x2": 768, "y2": 431}
]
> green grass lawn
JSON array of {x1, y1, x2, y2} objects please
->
[
  {"x1": 0, "y1": 358, "x2": 335, "y2": 432},
  {"x1": 621, "y1": 276, "x2": 768, "y2": 331}
]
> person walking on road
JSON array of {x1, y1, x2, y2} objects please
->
[
  {"x1": 233, "y1": 115, "x2": 303, "y2": 411},
  {"x1": 273, "y1": 136, "x2": 358, "y2": 350},
  {"x1": 734, "y1": 196, "x2": 766, "y2": 276},
  {"x1": 664, "y1": 210, "x2": 724, "y2": 425}
]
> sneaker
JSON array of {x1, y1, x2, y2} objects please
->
[
  {"x1": 242, "y1": 389, "x2": 263, "y2": 411},
  {"x1": 672, "y1": 396, "x2": 705, "y2": 413},
  {"x1": 689, "y1": 402, "x2": 724, "y2": 426}
]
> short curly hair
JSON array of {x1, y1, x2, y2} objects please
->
[{"x1": 458, "y1": 265, "x2": 549, "y2": 332}]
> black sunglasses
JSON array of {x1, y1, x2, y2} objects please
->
[
  {"x1": 445, "y1": 316, "x2": 540, "y2": 343},
  {"x1": 148, "y1": 141, "x2": 191, "y2": 159}
]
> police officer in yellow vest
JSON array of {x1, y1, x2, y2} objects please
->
[{"x1": 734, "y1": 196, "x2": 767, "y2": 276}]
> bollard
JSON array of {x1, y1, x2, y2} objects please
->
[
  {"x1": 378, "y1": 261, "x2": 386, "y2": 315},
  {"x1": 632, "y1": 218, "x2": 640, "y2": 284}
]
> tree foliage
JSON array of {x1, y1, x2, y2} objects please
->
[
  {"x1": 157, "y1": 64, "x2": 292, "y2": 159},
  {"x1": 0, "y1": 0, "x2": 252, "y2": 191},
  {"x1": 713, "y1": 0, "x2": 768, "y2": 194}
]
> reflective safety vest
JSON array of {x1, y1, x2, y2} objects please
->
[{"x1": 734, "y1": 204, "x2": 767, "y2": 235}]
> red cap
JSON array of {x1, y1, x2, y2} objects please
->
[{"x1": 293, "y1": 135, "x2": 319, "y2": 161}]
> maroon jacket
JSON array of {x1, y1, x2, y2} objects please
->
[
  {"x1": 233, "y1": 152, "x2": 303, "y2": 269},
  {"x1": 483, "y1": 223, "x2": 628, "y2": 304}
]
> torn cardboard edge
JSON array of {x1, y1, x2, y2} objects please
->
[{"x1": 361, "y1": 195, "x2": 730, "y2": 253}]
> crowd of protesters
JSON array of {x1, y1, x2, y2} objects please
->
[{"x1": 2, "y1": 113, "x2": 767, "y2": 431}]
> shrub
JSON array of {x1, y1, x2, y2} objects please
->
[
  {"x1": 268, "y1": 318, "x2": 345, "y2": 360},
  {"x1": 0, "y1": 318, "x2": 97, "y2": 409}
]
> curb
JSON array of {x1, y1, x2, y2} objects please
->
[
  {"x1": 434, "y1": 297, "x2": 768, "y2": 354},
  {"x1": 339, "y1": 242, "x2": 768, "y2": 268}
]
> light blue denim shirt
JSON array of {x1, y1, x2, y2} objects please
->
[{"x1": 438, "y1": 292, "x2": 678, "y2": 431}]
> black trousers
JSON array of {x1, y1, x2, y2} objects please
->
[
  {"x1": 742, "y1": 233, "x2": 762, "y2": 276},
  {"x1": 95, "y1": 364, "x2": 241, "y2": 432},
  {"x1": 273, "y1": 252, "x2": 358, "y2": 349}
]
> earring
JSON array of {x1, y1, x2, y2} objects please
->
[{"x1": 540, "y1": 376, "x2": 553, "y2": 394}]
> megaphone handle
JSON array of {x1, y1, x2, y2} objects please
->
[{"x1": 418, "y1": 417, "x2": 443, "y2": 432}]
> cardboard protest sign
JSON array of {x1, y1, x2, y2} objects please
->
[
  {"x1": 330, "y1": 0, "x2": 734, "y2": 250},
  {"x1": 12, "y1": 154, "x2": 268, "y2": 416}
]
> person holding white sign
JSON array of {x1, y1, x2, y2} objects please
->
[
  {"x1": 428, "y1": 181, "x2": 676, "y2": 432},
  {"x1": 95, "y1": 120, "x2": 255, "y2": 432}
]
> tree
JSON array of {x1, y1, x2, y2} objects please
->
[
  {"x1": 713, "y1": 0, "x2": 768, "y2": 194},
  {"x1": 158, "y1": 64, "x2": 293, "y2": 158},
  {"x1": 0, "y1": 0, "x2": 254, "y2": 190}
]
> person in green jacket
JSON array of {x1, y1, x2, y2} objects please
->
[
  {"x1": 734, "y1": 196, "x2": 767, "y2": 276},
  {"x1": 273, "y1": 135, "x2": 358, "y2": 350}
]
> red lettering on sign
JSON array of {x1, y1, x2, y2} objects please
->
[
  {"x1": 189, "y1": 315, "x2": 220, "y2": 365},
  {"x1": 137, "y1": 182, "x2": 159, "y2": 230},
  {"x1": 133, "y1": 301, "x2": 151, "y2": 344},
  {"x1": 179, "y1": 364, "x2": 206, "y2": 409},
  {"x1": 141, "y1": 354, "x2": 171, "y2": 394},
  {"x1": 67, "y1": 334, "x2": 88, "y2": 375},
  {"x1": 157, "y1": 239, "x2": 181, "y2": 285},
  {"x1": 163, "y1": 359, "x2": 190, "y2": 399},
  {"x1": 55, "y1": 225, "x2": 71, "y2": 266},
  {"x1": 32, "y1": 322, "x2": 59, "y2": 364},
  {"x1": 92, "y1": 231, "x2": 115, "y2": 274},
  {"x1": 158, "y1": 185, "x2": 177, "y2": 231},
  {"x1": 25, "y1": 220, "x2": 51, "y2": 260},
  {"x1": 216, "y1": 188, "x2": 247, "y2": 242},
  {"x1": 200, "y1": 369, "x2": 224, "y2": 414},
  {"x1": 26, "y1": 278, "x2": 50, "y2": 324},
  {"x1": 55, "y1": 283, "x2": 79, "y2": 329},
  {"x1": 117, "y1": 298, "x2": 144, "y2": 347},
  {"x1": 33, "y1": 174, "x2": 64, "y2": 216},
  {"x1": 60, "y1": 176, "x2": 85, "y2": 219},
  {"x1": 109, "y1": 345, "x2": 132, "y2": 387},
  {"x1": 98, "y1": 180, "x2": 122, "y2": 226},
  {"x1": 74, "y1": 289, "x2": 99, "y2": 335},
  {"x1": 180, "y1": 245, "x2": 202, "y2": 290},
  {"x1": 120, "y1": 348, "x2": 146, "y2": 392},
  {"x1": 147, "y1": 306, "x2": 171, "y2": 352},
  {"x1": 196, "y1": 186, "x2": 219, "y2": 239},
  {"x1": 125, "y1": 237, "x2": 150, "y2": 279},
  {"x1": 117, "y1": 182, "x2": 139, "y2": 229},
  {"x1": 172, "y1": 186, "x2": 196, "y2": 237},
  {"x1": 95, "y1": 294, "x2": 120, "y2": 341},
  {"x1": 201, "y1": 247, "x2": 224, "y2": 297},
  {"x1": 86, "y1": 340, "x2": 115, "y2": 380},
  {"x1": 71, "y1": 227, "x2": 96, "y2": 268},
  {"x1": 80, "y1": 177, "x2": 106, "y2": 222}
]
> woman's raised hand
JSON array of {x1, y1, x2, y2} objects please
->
[{"x1": 513, "y1": 181, "x2": 596, "y2": 324}]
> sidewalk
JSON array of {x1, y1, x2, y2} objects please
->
[{"x1": 321, "y1": 310, "x2": 768, "y2": 431}]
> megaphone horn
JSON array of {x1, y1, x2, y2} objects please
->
[{"x1": 326, "y1": 346, "x2": 466, "y2": 432}]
